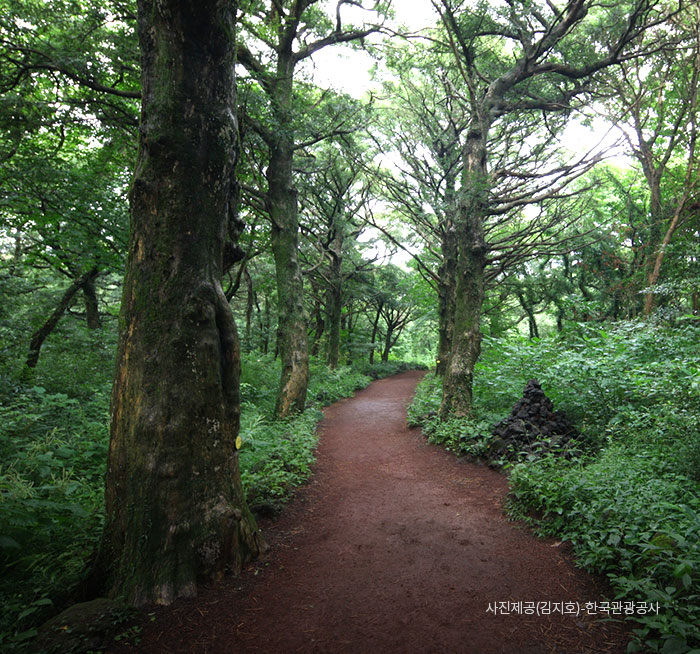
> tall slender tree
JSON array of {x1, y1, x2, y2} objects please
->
[
  {"x1": 601, "y1": 5, "x2": 700, "y2": 316},
  {"x1": 236, "y1": 0, "x2": 387, "y2": 417}
]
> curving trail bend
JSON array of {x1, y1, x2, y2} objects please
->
[{"x1": 113, "y1": 370, "x2": 628, "y2": 654}]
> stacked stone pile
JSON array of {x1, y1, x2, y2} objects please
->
[{"x1": 489, "y1": 379, "x2": 580, "y2": 460}]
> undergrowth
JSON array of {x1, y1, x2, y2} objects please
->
[
  {"x1": 408, "y1": 322, "x2": 700, "y2": 654},
  {"x1": 0, "y1": 340, "x2": 419, "y2": 651}
]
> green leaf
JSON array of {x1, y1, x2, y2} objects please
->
[
  {"x1": 17, "y1": 606, "x2": 38, "y2": 621},
  {"x1": 15, "y1": 628, "x2": 38, "y2": 642},
  {"x1": 660, "y1": 637, "x2": 688, "y2": 654},
  {"x1": 673, "y1": 561, "x2": 692, "y2": 578},
  {"x1": 0, "y1": 536, "x2": 21, "y2": 549}
]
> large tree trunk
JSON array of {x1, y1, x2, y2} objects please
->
[
  {"x1": 439, "y1": 126, "x2": 489, "y2": 419},
  {"x1": 263, "y1": 49, "x2": 310, "y2": 417},
  {"x1": 98, "y1": 0, "x2": 263, "y2": 606},
  {"x1": 326, "y1": 281, "x2": 342, "y2": 369},
  {"x1": 326, "y1": 226, "x2": 345, "y2": 370},
  {"x1": 436, "y1": 152, "x2": 459, "y2": 376},
  {"x1": 25, "y1": 267, "x2": 98, "y2": 369}
]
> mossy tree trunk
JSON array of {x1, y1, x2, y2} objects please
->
[
  {"x1": 439, "y1": 125, "x2": 489, "y2": 419},
  {"x1": 326, "y1": 280, "x2": 342, "y2": 370},
  {"x1": 435, "y1": 181, "x2": 458, "y2": 377},
  {"x1": 434, "y1": 0, "x2": 675, "y2": 417},
  {"x1": 236, "y1": 2, "x2": 383, "y2": 416},
  {"x1": 98, "y1": 0, "x2": 263, "y2": 606},
  {"x1": 266, "y1": 55, "x2": 309, "y2": 417},
  {"x1": 326, "y1": 222, "x2": 344, "y2": 370},
  {"x1": 268, "y1": 133, "x2": 309, "y2": 416}
]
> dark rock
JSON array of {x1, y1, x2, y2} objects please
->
[{"x1": 489, "y1": 379, "x2": 580, "y2": 462}]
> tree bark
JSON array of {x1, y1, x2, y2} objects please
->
[
  {"x1": 261, "y1": 295, "x2": 271, "y2": 354},
  {"x1": 368, "y1": 303, "x2": 382, "y2": 365},
  {"x1": 81, "y1": 274, "x2": 101, "y2": 329},
  {"x1": 326, "y1": 226, "x2": 344, "y2": 370},
  {"x1": 257, "y1": 35, "x2": 310, "y2": 417},
  {"x1": 309, "y1": 296, "x2": 325, "y2": 357},
  {"x1": 439, "y1": 125, "x2": 489, "y2": 419},
  {"x1": 643, "y1": 203, "x2": 685, "y2": 316},
  {"x1": 326, "y1": 280, "x2": 342, "y2": 369},
  {"x1": 435, "y1": 142, "x2": 459, "y2": 376},
  {"x1": 436, "y1": 221, "x2": 457, "y2": 376},
  {"x1": 98, "y1": 0, "x2": 263, "y2": 606},
  {"x1": 268, "y1": 120, "x2": 309, "y2": 416},
  {"x1": 269, "y1": 172, "x2": 309, "y2": 413},
  {"x1": 25, "y1": 267, "x2": 98, "y2": 368}
]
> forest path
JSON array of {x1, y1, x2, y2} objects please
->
[{"x1": 116, "y1": 371, "x2": 628, "y2": 654}]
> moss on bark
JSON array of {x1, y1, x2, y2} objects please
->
[{"x1": 98, "y1": 0, "x2": 263, "y2": 606}]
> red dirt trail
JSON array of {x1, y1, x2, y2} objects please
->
[{"x1": 111, "y1": 371, "x2": 629, "y2": 654}]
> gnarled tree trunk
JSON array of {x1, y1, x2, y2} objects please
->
[
  {"x1": 98, "y1": 0, "x2": 263, "y2": 606},
  {"x1": 439, "y1": 125, "x2": 489, "y2": 419}
]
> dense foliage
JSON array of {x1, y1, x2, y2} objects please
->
[
  {"x1": 408, "y1": 323, "x2": 700, "y2": 653},
  {"x1": 1, "y1": 0, "x2": 699, "y2": 650},
  {"x1": 0, "y1": 302, "x2": 421, "y2": 649}
]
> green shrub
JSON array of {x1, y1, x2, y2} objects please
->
[
  {"x1": 509, "y1": 449, "x2": 700, "y2": 653},
  {"x1": 406, "y1": 372, "x2": 442, "y2": 426},
  {"x1": 355, "y1": 359, "x2": 428, "y2": 380},
  {"x1": 308, "y1": 361, "x2": 371, "y2": 405},
  {"x1": 0, "y1": 385, "x2": 109, "y2": 651},
  {"x1": 239, "y1": 406, "x2": 322, "y2": 515}
]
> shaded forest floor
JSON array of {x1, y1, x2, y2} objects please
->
[{"x1": 110, "y1": 371, "x2": 629, "y2": 654}]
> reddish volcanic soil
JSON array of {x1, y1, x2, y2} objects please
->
[{"x1": 109, "y1": 370, "x2": 629, "y2": 654}]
